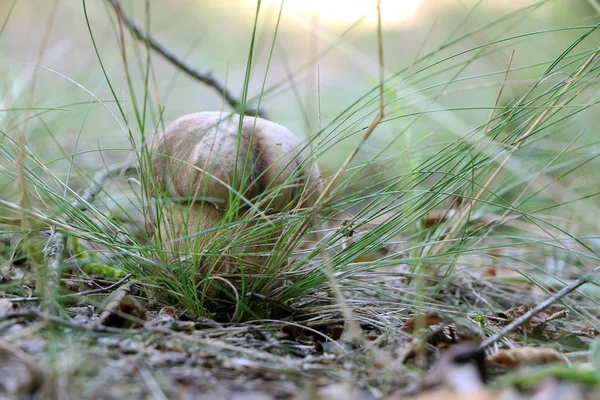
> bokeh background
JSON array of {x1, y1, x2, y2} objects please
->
[{"x1": 0, "y1": 0, "x2": 598, "y2": 192}]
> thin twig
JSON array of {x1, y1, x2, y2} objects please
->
[
  {"x1": 6, "y1": 274, "x2": 133, "y2": 303},
  {"x1": 79, "y1": 163, "x2": 138, "y2": 206},
  {"x1": 67, "y1": 273, "x2": 133, "y2": 298},
  {"x1": 247, "y1": 292, "x2": 297, "y2": 314},
  {"x1": 477, "y1": 266, "x2": 600, "y2": 351},
  {"x1": 105, "y1": 0, "x2": 267, "y2": 119},
  {"x1": 97, "y1": 282, "x2": 133, "y2": 326}
]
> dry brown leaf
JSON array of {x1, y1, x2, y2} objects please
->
[
  {"x1": 420, "y1": 209, "x2": 458, "y2": 229},
  {"x1": 486, "y1": 346, "x2": 564, "y2": 367},
  {"x1": 498, "y1": 305, "x2": 568, "y2": 334},
  {"x1": 418, "y1": 196, "x2": 463, "y2": 229},
  {"x1": 399, "y1": 323, "x2": 484, "y2": 369},
  {"x1": 402, "y1": 314, "x2": 483, "y2": 351}
]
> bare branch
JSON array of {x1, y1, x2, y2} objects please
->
[
  {"x1": 105, "y1": 0, "x2": 268, "y2": 119},
  {"x1": 97, "y1": 282, "x2": 133, "y2": 326}
]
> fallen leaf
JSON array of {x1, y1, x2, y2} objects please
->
[
  {"x1": 486, "y1": 346, "x2": 564, "y2": 368},
  {"x1": 498, "y1": 305, "x2": 568, "y2": 336}
]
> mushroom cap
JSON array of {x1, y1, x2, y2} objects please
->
[{"x1": 149, "y1": 112, "x2": 322, "y2": 212}]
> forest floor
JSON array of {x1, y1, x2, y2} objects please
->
[{"x1": 2, "y1": 266, "x2": 600, "y2": 400}]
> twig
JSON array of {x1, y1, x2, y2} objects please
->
[
  {"x1": 105, "y1": 0, "x2": 268, "y2": 119},
  {"x1": 477, "y1": 266, "x2": 600, "y2": 352},
  {"x1": 42, "y1": 163, "x2": 136, "y2": 313},
  {"x1": 6, "y1": 274, "x2": 132, "y2": 303},
  {"x1": 247, "y1": 292, "x2": 297, "y2": 314},
  {"x1": 97, "y1": 282, "x2": 133, "y2": 326},
  {"x1": 68, "y1": 273, "x2": 133, "y2": 298},
  {"x1": 78, "y1": 163, "x2": 138, "y2": 206}
]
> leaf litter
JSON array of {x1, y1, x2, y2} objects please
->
[{"x1": 2, "y1": 257, "x2": 600, "y2": 399}]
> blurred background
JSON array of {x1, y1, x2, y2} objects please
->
[{"x1": 1, "y1": 0, "x2": 597, "y2": 179}]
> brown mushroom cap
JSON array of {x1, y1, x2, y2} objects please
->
[{"x1": 149, "y1": 112, "x2": 322, "y2": 212}]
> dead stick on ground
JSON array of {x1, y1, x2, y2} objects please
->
[
  {"x1": 6, "y1": 274, "x2": 133, "y2": 303},
  {"x1": 105, "y1": 0, "x2": 267, "y2": 119},
  {"x1": 477, "y1": 266, "x2": 600, "y2": 352},
  {"x1": 97, "y1": 282, "x2": 133, "y2": 326},
  {"x1": 42, "y1": 163, "x2": 136, "y2": 313}
]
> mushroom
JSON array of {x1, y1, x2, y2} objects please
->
[{"x1": 148, "y1": 111, "x2": 322, "y2": 271}]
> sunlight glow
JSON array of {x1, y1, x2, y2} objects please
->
[{"x1": 261, "y1": 0, "x2": 424, "y2": 29}]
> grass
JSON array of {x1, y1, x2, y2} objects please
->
[{"x1": 1, "y1": 0, "x2": 600, "y2": 397}]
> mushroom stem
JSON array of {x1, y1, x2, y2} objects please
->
[{"x1": 155, "y1": 202, "x2": 224, "y2": 256}]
